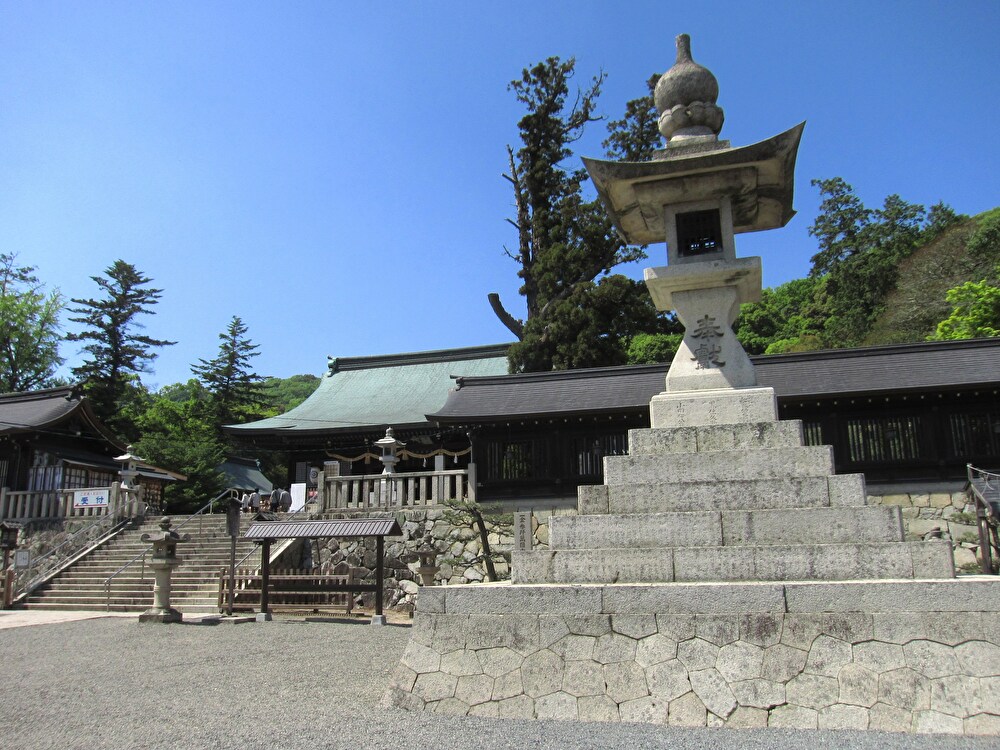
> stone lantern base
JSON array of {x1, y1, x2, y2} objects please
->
[{"x1": 138, "y1": 607, "x2": 183, "y2": 624}]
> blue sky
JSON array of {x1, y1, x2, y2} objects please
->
[{"x1": 2, "y1": 1, "x2": 998, "y2": 388}]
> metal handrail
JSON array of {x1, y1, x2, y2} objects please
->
[
  {"x1": 233, "y1": 504, "x2": 312, "y2": 569},
  {"x1": 12, "y1": 511, "x2": 130, "y2": 602},
  {"x1": 103, "y1": 487, "x2": 240, "y2": 611},
  {"x1": 967, "y1": 463, "x2": 1000, "y2": 575}
]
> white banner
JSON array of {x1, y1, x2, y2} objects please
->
[{"x1": 73, "y1": 488, "x2": 109, "y2": 509}]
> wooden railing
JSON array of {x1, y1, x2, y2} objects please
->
[
  {"x1": 0, "y1": 485, "x2": 126, "y2": 521},
  {"x1": 967, "y1": 463, "x2": 1000, "y2": 575},
  {"x1": 320, "y1": 465, "x2": 476, "y2": 511}
]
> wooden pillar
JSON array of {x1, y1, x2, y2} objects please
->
[
  {"x1": 259, "y1": 539, "x2": 271, "y2": 615},
  {"x1": 375, "y1": 535, "x2": 384, "y2": 618}
]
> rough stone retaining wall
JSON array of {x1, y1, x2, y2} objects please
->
[
  {"x1": 300, "y1": 507, "x2": 563, "y2": 610},
  {"x1": 384, "y1": 582, "x2": 1000, "y2": 735},
  {"x1": 868, "y1": 491, "x2": 980, "y2": 571}
]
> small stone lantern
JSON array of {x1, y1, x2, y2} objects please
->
[
  {"x1": 138, "y1": 516, "x2": 190, "y2": 623},
  {"x1": 375, "y1": 428, "x2": 405, "y2": 475},
  {"x1": 114, "y1": 445, "x2": 147, "y2": 522},
  {"x1": 414, "y1": 541, "x2": 440, "y2": 586}
]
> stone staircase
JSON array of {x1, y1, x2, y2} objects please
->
[
  {"x1": 24, "y1": 515, "x2": 264, "y2": 613},
  {"x1": 513, "y1": 419, "x2": 955, "y2": 584}
]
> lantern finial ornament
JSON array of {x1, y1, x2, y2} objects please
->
[{"x1": 654, "y1": 34, "x2": 725, "y2": 142}]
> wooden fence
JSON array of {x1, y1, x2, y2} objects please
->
[
  {"x1": 0, "y1": 485, "x2": 125, "y2": 522},
  {"x1": 218, "y1": 567, "x2": 356, "y2": 614}
]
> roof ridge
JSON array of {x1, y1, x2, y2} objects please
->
[
  {"x1": 455, "y1": 362, "x2": 666, "y2": 388},
  {"x1": 0, "y1": 385, "x2": 79, "y2": 403},
  {"x1": 328, "y1": 343, "x2": 511, "y2": 374}
]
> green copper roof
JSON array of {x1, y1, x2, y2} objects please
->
[{"x1": 227, "y1": 344, "x2": 510, "y2": 436}]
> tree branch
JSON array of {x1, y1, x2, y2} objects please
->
[{"x1": 487, "y1": 293, "x2": 524, "y2": 340}]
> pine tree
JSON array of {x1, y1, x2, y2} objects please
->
[
  {"x1": 67, "y1": 260, "x2": 175, "y2": 437},
  {"x1": 0, "y1": 253, "x2": 64, "y2": 392},
  {"x1": 191, "y1": 316, "x2": 270, "y2": 428}
]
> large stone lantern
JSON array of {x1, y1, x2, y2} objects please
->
[
  {"x1": 138, "y1": 516, "x2": 190, "y2": 623},
  {"x1": 583, "y1": 33, "x2": 803, "y2": 427}
]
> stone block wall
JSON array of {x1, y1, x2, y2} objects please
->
[{"x1": 386, "y1": 592, "x2": 1000, "y2": 735}]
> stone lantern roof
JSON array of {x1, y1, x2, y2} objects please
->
[{"x1": 582, "y1": 34, "x2": 804, "y2": 247}]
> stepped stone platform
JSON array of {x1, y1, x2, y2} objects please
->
[{"x1": 385, "y1": 399, "x2": 1000, "y2": 734}]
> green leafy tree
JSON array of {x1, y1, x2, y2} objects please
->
[
  {"x1": 260, "y1": 374, "x2": 320, "y2": 414},
  {"x1": 0, "y1": 254, "x2": 64, "y2": 392},
  {"x1": 489, "y1": 58, "x2": 667, "y2": 372},
  {"x1": 967, "y1": 209, "x2": 1000, "y2": 261},
  {"x1": 133, "y1": 380, "x2": 226, "y2": 513},
  {"x1": 626, "y1": 332, "x2": 683, "y2": 365},
  {"x1": 929, "y1": 269, "x2": 1000, "y2": 341},
  {"x1": 67, "y1": 260, "x2": 175, "y2": 438},
  {"x1": 735, "y1": 277, "x2": 824, "y2": 355},
  {"x1": 191, "y1": 316, "x2": 270, "y2": 429}
]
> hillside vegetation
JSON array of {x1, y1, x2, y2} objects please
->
[{"x1": 866, "y1": 209, "x2": 1000, "y2": 345}]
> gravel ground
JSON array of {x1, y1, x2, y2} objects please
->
[{"x1": 0, "y1": 615, "x2": 996, "y2": 750}]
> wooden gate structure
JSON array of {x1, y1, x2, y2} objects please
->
[{"x1": 243, "y1": 517, "x2": 403, "y2": 625}]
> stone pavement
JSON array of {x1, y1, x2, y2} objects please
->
[{"x1": 0, "y1": 608, "x2": 137, "y2": 629}]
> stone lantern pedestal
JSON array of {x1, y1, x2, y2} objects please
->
[{"x1": 138, "y1": 517, "x2": 189, "y2": 624}]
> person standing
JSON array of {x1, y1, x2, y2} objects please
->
[
  {"x1": 249, "y1": 489, "x2": 260, "y2": 514},
  {"x1": 280, "y1": 487, "x2": 292, "y2": 513},
  {"x1": 270, "y1": 488, "x2": 281, "y2": 512}
]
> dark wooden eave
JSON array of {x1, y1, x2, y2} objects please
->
[{"x1": 429, "y1": 338, "x2": 1000, "y2": 424}]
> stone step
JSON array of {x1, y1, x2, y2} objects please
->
[
  {"x1": 580, "y1": 474, "x2": 865, "y2": 515},
  {"x1": 512, "y1": 540, "x2": 954, "y2": 584},
  {"x1": 549, "y1": 506, "x2": 903, "y2": 550},
  {"x1": 603, "y1": 446, "x2": 835, "y2": 485},
  {"x1": 628, "y1": 420, "x2": 804, "y2": 456},
  {"x1": 69, "y1": 554, "x2": 257, "y2": 567},
  {"x1": 415, "y1": 576, "x2": 1000, "y2": 616},
  {"x1": 40, "y1": 582, "x2": 219, "y2": 594},
  {"x1": 23, "y1": 597, "x2": 221, "y2": 612}
]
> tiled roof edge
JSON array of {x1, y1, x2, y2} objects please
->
[{"x1": 327, "y1": 343, "x2": 511, "y2": 374}]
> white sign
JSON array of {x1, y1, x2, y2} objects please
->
[
  {"x1": 514, "y1": 511, "x2": 533, "y2": 551},
  {"x1": 73, "y1": 488, "x2": 109, "y2": 509},
  {"x1": 290, "y1": 483, "x2": 307, "y2": 513},
  {"x1": 14, "y1": 549, "x2": 30, "y2": 569}
]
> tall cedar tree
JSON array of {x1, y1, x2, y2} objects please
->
[
  {"x1": 490, "y1": 60, "x2": 673, "y2": 371},
  {"x1": 67, "y1": 260, "x2": 175, "y2": 438},
  {"x1": 0, "y1": 253, "x2": 64, "y2": 392},
  {"x1": 191, "y1": 315, "x2": 271, "y2": 429}
]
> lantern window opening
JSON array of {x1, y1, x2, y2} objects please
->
[{"x1": 676, "y1": 208, "x2": 723, "y2": 257}]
